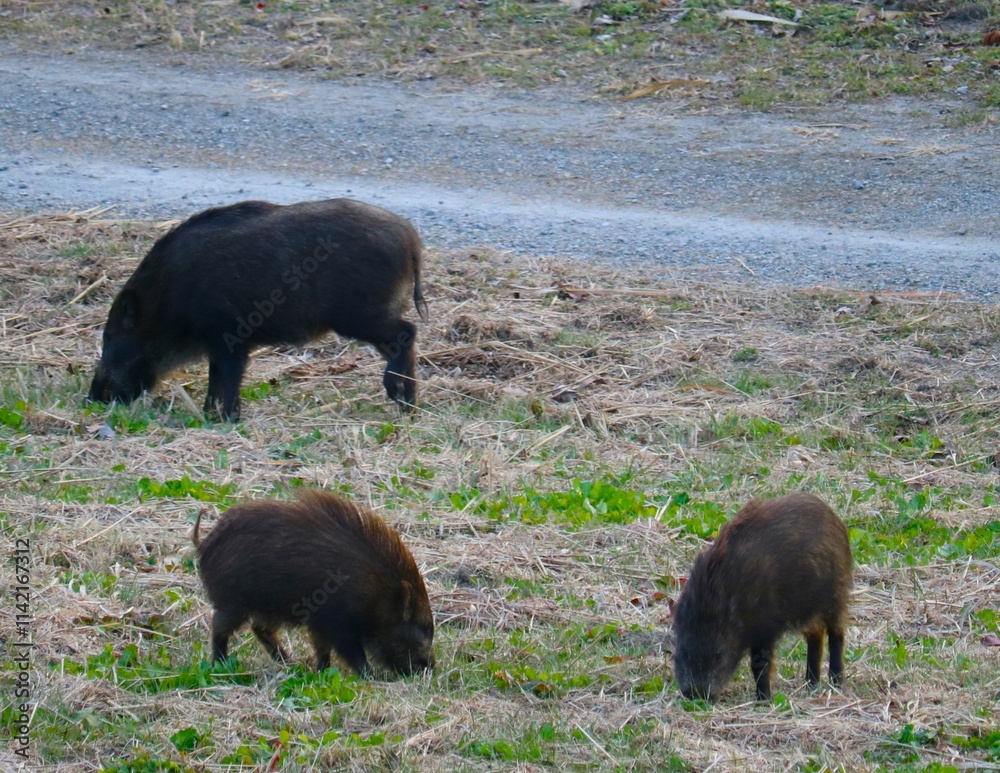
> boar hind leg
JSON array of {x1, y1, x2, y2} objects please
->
[
  {"x1": 206, "y1": 347, "x2": 249, "y2": 422},
  {"x1": 827, "y1": 623, "x2": 846, "y2": 686},
  {"x1": 804, "y1": 626, "x2": 825, "y2": 685},
  {"x1": 373, "y1": 320, "x2": 418, "y2": 411},
  {"x1": 211, "y1": 608, "x2": 246, "y2": 663},
  {"x1": 252, "y1": 622, "x2": 289, "y2": 663}
]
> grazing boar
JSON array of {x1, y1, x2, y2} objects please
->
[
  {"x1": 88, "y1": 198, "x2": 427, "y2": 420},
  {"x1": 672, "y1": 492, "x2": 852, "y2": 701},
  {"x1": 193, "y1": 489, "x2": 435, "y2": 677}
]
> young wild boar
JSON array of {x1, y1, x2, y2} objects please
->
[
  {"x1": 672, "y1": 492, "x2": 851, "y2": 701},
  {"x1": 88, "y1": 198, "x2": 427, "y2": 421},
  {"x1": 193, "y1": 490, "x2": 435, "y2": 677}
]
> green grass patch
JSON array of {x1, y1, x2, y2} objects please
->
[
  {"x1": 950, "y1": 730, "x2": 1000, "y2": 762},
  {"x1": 654, "y1": 492, "x2": 731, "y2": 539},
  {"x1": 274, "y1": 666, "x2": 359, "y2": 710},
  {"x1": 0, "y1": 399, "x2": 27, "y2": 430},
  {"x1": 847, "y1": 478, "x2": 1000, "y2": 566},
  {"x1": 489, "y1": 663, "x2": 594, "y2": 698},
  {"x1": 442, "y1": 476, "x2": 656, "y2": 527},
  {"x1": 58, "y1": 570, "x2": 119, "y2": 595},
  {"x1": 461, "y1": 723, "x2": 561, "y2": 764},
  {"x1": 131, "y1": 475, "x2": 237, "y2": 504},
  {"x1": 704, "y1": 413, "x2": 785, "y2": 441},
  {"x1": 58, "y1": 644, "x2": 253, "y2": 694},
  {"x1": 239, "y1": 380, "x2": 275, "y2": 401}
]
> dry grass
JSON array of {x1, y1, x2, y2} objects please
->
[
  {"x1": 3, "y1": 0, "x2": 1000, "y2": 108},
  {"x1": 0, "y1": 209, "x2": 998, "y2": 771}
]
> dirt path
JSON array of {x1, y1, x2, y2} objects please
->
[{"x1": 2, "y1": 47, "x2": 998, "y2": 298}]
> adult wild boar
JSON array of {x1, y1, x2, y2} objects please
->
[{"x1": 88, "y1": 198, "x2": 427, "y2": 420}]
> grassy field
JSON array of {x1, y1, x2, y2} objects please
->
[
  {"x1": 2, "y1": 0, "x2": 1000, "y2": 109},
  {"x1": 0, "y1": 210, "x2": 998, "y2": 770}
]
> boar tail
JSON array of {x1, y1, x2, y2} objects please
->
[
  {"x1": 411, "y1": 239, "x2": 428, "y2": 322},
  {"x1": 414, "y1": 277, "x2": 428, "y2": 322},
  {"x1": 192, "y1": 509, "x2": 205, "y2": 548}
]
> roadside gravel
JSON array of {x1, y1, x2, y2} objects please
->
[{"x1": 2, "y1": 47, "x2": 998, "y2": 297}]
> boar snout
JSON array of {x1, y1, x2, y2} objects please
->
[
  {"x1": 396, "y1": 648, "x2": 435, "y2": 676},
  {"x1": 87, "y1": 365, "x2": 111, "y2": 403},
  {"x1": 87, "y1": 362, "x2": 148, "y2": 406}
]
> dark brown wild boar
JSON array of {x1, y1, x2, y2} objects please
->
[
  {"x1": 672, "y1": 492, "x2": 851, "y2": 701},
  {"x1": 193, "y1": 489, "x2": 435, "y2": 677},
  {"x1": 88, "y1": 198, "x2": 427, "y2": 421}
]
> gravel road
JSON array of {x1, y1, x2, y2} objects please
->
[{"x1": 2, "y1": 47, "x2": 998, "y2": 298}]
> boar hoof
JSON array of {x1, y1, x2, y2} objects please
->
[{"x1": 205, "y1": 398, "x2": 241, "y2": 423}]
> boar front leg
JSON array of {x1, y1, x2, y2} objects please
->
[
  {"x1": 206, "y1": 347, "x2": 249, "y2": 421},
  {"x1": 750, "y1": 645, "x2": 775, "y2": 700}
]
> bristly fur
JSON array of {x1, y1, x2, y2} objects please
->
[
  {"x1": 270, "y1": 489, "x2": 423, "y2": 581},
  {"x1": 672, "y1": 492, "x2": 852, "y2": 701},
  {"x1": 194, "y1": 489, "x2": 434, "y2": 676}
]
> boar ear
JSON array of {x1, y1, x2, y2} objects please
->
[
  {"x1": 114, "y1": 290, "x2": 141, "y2": 331},
  {"x1": 400, "y1": 580, "x2": 413, "y2": 622}
]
